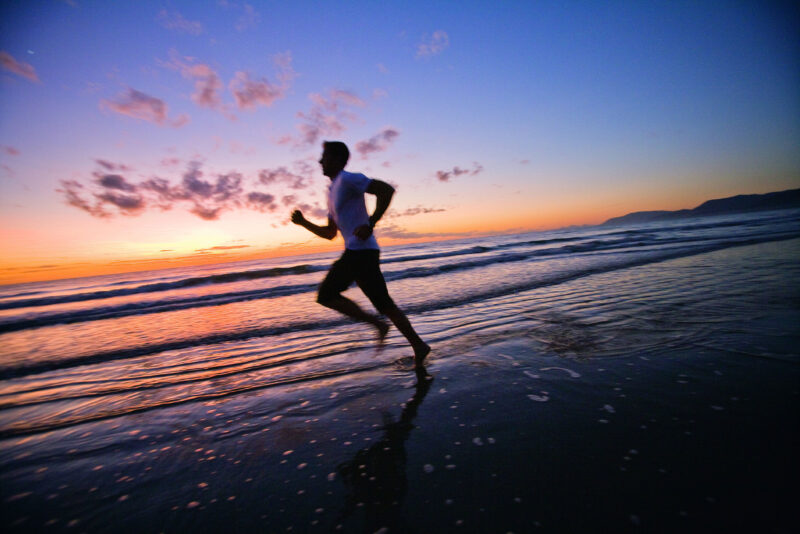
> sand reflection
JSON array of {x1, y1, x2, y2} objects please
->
[{"x1": 335, "y1": 368, "x2": 433, "y2": 531}]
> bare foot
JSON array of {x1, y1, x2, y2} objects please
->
[
  {"x1": 376, "y1": 321, "x2": 390, "y2": 344},
  {"x1": 413, "y1": 343, "x2": 431, "y2": 368}
]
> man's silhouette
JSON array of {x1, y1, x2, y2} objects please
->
[{"x1": 291, "y1": 141, "x2": 430, "y2": 367}]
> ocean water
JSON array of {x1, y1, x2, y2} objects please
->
[
  {"x1": 0, "y1": 209, "x2": 798, "y2": 439},
  {"x1": 2, "y1": 209, "x2": 800, "y2": 532}
]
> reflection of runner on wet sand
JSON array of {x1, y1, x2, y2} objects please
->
[
  {"x1": 335, "y1": 368, "x2": 433, "y2": 531},
  {"x1": 291, "y1": 141, "x2": 431, "y2": 367}
]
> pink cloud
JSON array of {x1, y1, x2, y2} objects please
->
[
  {"x1": 101, "y1": 88, "x2": 189, "y2": 127},
  {"x1": 157, "y1": 9, "x2": 204, "y2": 35},
  {"x1": 229, "y1": 52, "x2": 295, "y2": 110},
  {"x1": 0, "y1": 51, "x2": 40, "y2": 83},
  {"x1": 2, "y1": 146, "x2": 20, "y2": 156},
  {"x1": 356, "y1": 127, "x2": 400, "y2": 159},
  {"x1": 417, "y1": 30, "x2": 450, "y2": 57},
  {"x1": 163, "y1": 52, "x2": 225, "y2": 112},
  {"x1": 435, "y1": 162, "x2": 484, "y2": 182}
]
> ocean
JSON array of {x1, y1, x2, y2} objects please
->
[{"x1": 1, "y1": 209, "x2": 799, "y2": 532}]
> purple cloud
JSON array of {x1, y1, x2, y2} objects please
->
[
  {"x1": 96, "y1": 174, "x2": 137, "y2": 192},
  {"x1": 377, "y1": 223, "x2": 465, "y2": 240},
  {"x1": 435, "y1": 162, "x2": 484, "y2": 182},
  {"x1": 355, "y1": 127, "x2": 399, "y2": 159},
  {"x1": 59, "y1": 160, "x2": 321, "y2": 221},
  {"x1": 246, "y1": 191, "x2": 277, "y2": 212},
  {"x1": 57, "y1": 180, "x2": 111, "y2": 218},
  {"x1": 0, "y1": 51, "x2": 40, "y2": 83},
  {"x1": 281, "y1": 89, "x2": 366, "y2": 147},
  {"x1": 95, "y1": 190, "x2": 146, "y2": 215},
  {"x1": 101, "y1": 88, "x2": 189, "y2": 127},
  {"x1": 258, "y1": 165, "x2": 311, "y2": 190}
]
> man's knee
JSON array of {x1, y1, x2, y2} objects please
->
[
  {"x1": 374, "y1": 299, "x2": 397, "y2": 315},
  {"x1": 317, "y1": 290, "x2": 338, "y2": 307}
]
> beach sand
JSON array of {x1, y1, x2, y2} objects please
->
[{"x1": 2, "y1": 241, "x2": 799, "y2": 533}]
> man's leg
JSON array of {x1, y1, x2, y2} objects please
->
[
  {"x1": 317, "y1": 295, "x2": 390, "y2": 341},
  {"x1": 355, "y1": 250, "x2": 431, "y2": 366},
  {"x1": 318, "y1": 252, "x2": 389, "y2": 341},
  {"x1": 382, "y1": 304, "x2": 431, "y2": 366}
]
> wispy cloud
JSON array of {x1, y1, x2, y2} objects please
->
[
  {"x1": 388, "y1": 205, "x2": 447, "y2": 218},
  {"x1": 95, "y1": 159, "x2": 132, "y2": 172},
  {"x1": 355, "y1": 127, "x2": 399, "y2": 159},
  {"x1": 156, "y1": 9, "x2": 204, "y2": 35},
  {"x1": 417, "y1": 30, "x2": 449, "y2": 57},
  {"x1": 435, "y1": 162, "x2": 483, "y2": 182},
  {"x1": 280, "y1": 89, "x2": 366, "y2": 148},
  {"x1": 377, "y1": 223, "x2": 464, "y2": 240},
  {"x1": 101, "y1": 88, "x2": 189, "y2": 127},
  {"x1": 195, "y1": 245, "x2": 250, "y2": 252},
  {"x1": 0, "y1": 51, "x2": 40, "y2": 83},
  {"x1": 236, "y1": 3, "x2": 261, "y2": 31},
  {"x1": 2, "y1": 146, "x2": 20, "y2": 156}
]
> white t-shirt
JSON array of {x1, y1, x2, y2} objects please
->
[{"x1": 328, "y1": 170, "x2": 379, "y2": 250}]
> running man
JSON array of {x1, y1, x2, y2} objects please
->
[{"x1": 291, "y1": 141, "x2": 431, "y2": 367}]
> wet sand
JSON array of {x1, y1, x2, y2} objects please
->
[{"x1": 2, "y1": 336, "x2": 798, "y2": 533}]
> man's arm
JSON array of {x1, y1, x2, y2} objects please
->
[
  {"x1": 366, "y1": 179, "x2": 395, "y2": 227},
  {"x1": 354, "y1": 179, "x2": 395, "y2": 240},
  {"x1": 291, "y1": 210, "x2": 337, "y2": 240}
]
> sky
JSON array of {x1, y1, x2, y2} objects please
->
[{"x1": 1, "y1": 1, "x2": 798, "y2": 284}]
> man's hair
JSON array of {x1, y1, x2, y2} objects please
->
[{"x1": 323, "y1": 141, "x2": 350, "y2": 166}]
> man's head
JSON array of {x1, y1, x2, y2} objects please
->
[{"x1": 320, "y1": 141, "x2": 349, "y2": 178}]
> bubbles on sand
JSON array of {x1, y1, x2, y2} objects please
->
[
  {"x1": 423, "y1": 464, "x2": 435, "y2": 473},
  {"x1": 528, "y1": 393, "x2": 549, "y2": 402},
  {"x1": 602, "y1": 404, "x2": 616, "y2": 413},
  {"x1": 540, "y1": 366, "x2": 581, "y2": 378}
]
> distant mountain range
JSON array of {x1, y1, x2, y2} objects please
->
[{"x1": 602, "y1": 188, "x2": 800, "y2": 226}]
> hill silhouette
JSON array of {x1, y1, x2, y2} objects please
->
[{"x1": 602, "y1": 188, "x2": 800, "y2": 226}]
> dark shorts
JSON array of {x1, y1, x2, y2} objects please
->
[{"x1": 318, "y1": 249, "x2": 395, "y2": 313}]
